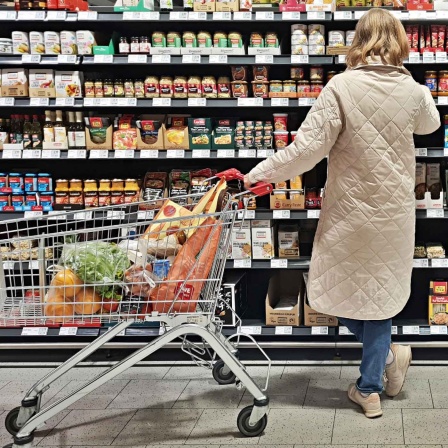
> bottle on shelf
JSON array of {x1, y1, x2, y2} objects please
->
[
  {"x1": 31, "y1": 114, "x2": 43, "y2": 149},
  {"x1": 32, "y1": 0, "x2": 47, "y2": 9},
  {"x1": 43, "y1": 110, "x2": 55, "y2": 143},
  {"x1": 12, "y1": 115, "x2": 23, "y2": 145},
  {"x1": 0, "y1": 119, "x2": 7, "y2": 145},
  {"x1": 75, "y1": 112, "x2": 86, "y2": 149},
  {"x1": 19, "y1": 0, "x2": 32, "y2": 10},
  {"x1": 67, "y1": 111, "x2": 77, "y2": 149},
  {"x1": 54, "y1": 110, "x2": 67, "y2": 144},
  {"x1": 160, "y1": 0, "x2": 173, "y2": 11},
  {"x1": 22, "y1": 115, "x2": 32, "y2": 150}
]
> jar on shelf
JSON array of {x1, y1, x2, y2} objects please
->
[
  {"x1": 103, "y1": 79, "x2": 114, "y2": 97},
  {"x1": 130, "y1": 36, "x2": 140, "y2": 53},
  {"x1": 124, "y1": 79, "x2": 135, "y2": 98},
  {"x1": 438, "y1": 71, "x2": 448, "y2": 95},
  {"x1": 145, "y1": 76, "x2": 159, "y2": 98},
  {"x1": 425, "y1": 71, "x2": 438, "y2": 97},
  {"x1": 111, "y1": 178, "x2": 124, "y2": 205},
  {"x1": 119, "y1": 37, "x2": 129, "y2": 54},
  {"x1": 252, "y1": 81, "x2": 269, "y2": 98},
  {"x1": 311, "y1": 81, "x2": 323, "y2": 93},
  {"x1": 114, "y1": 79, "x2": 124, "y2": 97},
  {"x1": 297, "y1": 80, "x2": 311, "y2": 94},
  {"x1": 217, "y1": 76, "x2": 231, "y2": 98},
  {"x1": 140, "y1": 36, "x2": 150, "y2": 53},
  {"x1": 159, "y1": 76, "x2": 174, "y2": 98},
  {"x1": 310, "y1": 65, "x2": 324, "y2": 82},
  {"x1": 167, "y1": 31, "x2": 180, "y2": 48},
  {"x1": 269, "y1": 80, "x2": 283, "y2": 93},
  {"x1": 305, "y1": 187, "x2": 319, "y2": 209},
  {"x1": 94, "y1": 80, "x2": 103, "y2": 98},
  {"x1": 187, "y1": 75, "x2": 202, "y2": 98},
  {"x1": 173, "y1": 76, "x2": 188, "y2": 98},
  {"x1": 84, "y1": 79, "x2": 95, "y2": 98},
  {"x1": 283, "y1": 80, "x2": 297, "y2": 93},
  {"x1": 134, "y1": 79, "x2": 145, "y2": 98}
]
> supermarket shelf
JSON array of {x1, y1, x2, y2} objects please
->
[
  {"x1": 416, "y1": 208, "x2": 448, "y2": 218},
  {"x1": 0, "y1": 55, "x2": 81, "y2": 65},
  {"x1": 225, "y1": 257, "x2": 311, "y2": 269}
]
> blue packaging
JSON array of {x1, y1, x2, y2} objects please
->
[
  {"x1": 25, "y1": 173, "x2": 37, "y2": 192},
  {"x1": 153, "y1": 260, "x2": 170, "y2": 279},
  {"x1": 0, "y1": 173, "x2": 6, "y2": 189},
  {"x1": 9, "y1": 173, "x2": 23, "y2": 191}
]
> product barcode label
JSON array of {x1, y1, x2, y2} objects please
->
[
  {"x1": 237, "y1": 97, "x2": 263, "y2": 107},
  {"x1": 2, "y1": 150, "x2": 21, "y2": 159},
  {"x1": 209, "y1": 54, "x2": 227, "y2": 64},
  {"x1": 237, "y1": 209, "x2": 255, "y2": 220},
  {"x1": 334, "y1": 11, "x2": 352, "y2": 20},
  {"x1": 291, "y1": 55, "x2": 309, "y2": 64},
  {"x1": 152, "y1": 54, "x2": 171, "y2": 64},
  {"x1": 271, "y1": 98, "x2": 289, "y2": 107},
  {"x1": 22, "y1": 327, "x2": 48, "y2": 336},
  {"x1": 275, "y1": 326, "x2": 293, "y2": 335},
  {"x1": 169, "y1": 11, "x2": 188, "y2": 20},
  {"x1": 391, "y1": 10, "x2": 402, "y2": 19},
  {"x1": 0, "y1": 11, "x2": 17, "y2": 20},
  {"x1": 0, "y1": 98, "x2": 15, "y2": 106},
  {"x1": 22, "y1": 54, "x2": 42, "y2": 64},
  {"x1": 233, "y1": 11, "x2": 252, "y2": 20},
  {"x1": 42, "y1": 149, "x2": 60, "y2": 159},
  {"x1": 46, "y1": 10, "x2": 67, "y2": 20},
  {"x1": 415, "y1": 148, "x2": 427, "y2": 156},
  {"x1": 273, "y1": 210, "x2": 290, "y2": 219},
  {"x1": 217, "y1": 149, "x2": 235, "y2": 158},
  {"x1": 67, "y1": 149, "x2": 86, "y2": 159},
  {"x1": 48, "y1": 211, "x2": 67, "y2": 220},
  {"x1": 234, "y1": 259, "x2": 252, "y2": 268},
  {"x1": 391, "y1": 326, "x2": 398, "y2": 335},
  {"x1": 123, "y1": 11, "x2": 160, "y2": 20},
  {"x1": 182, "y1": 55, "x2": 201, "y2": 64},
  {"x1": 167, "y1": 149, "x2": 185, "y2": 158},
  {"x1": 338, "y1": 55, "x2": 346, "y2": 64},
  {"x1": 422, "y1": 52, "x2": 434, "y2": 63},
  {"x1": 339, "y1": 326, "x2": 354, "y2": 335},
  {"x1": 307, "y1": 210, "x2": 320, "y2": 219},
  {"x1": 137, "y1": 210, "x2": 155, "y2": 220},
  {"x1": 18, "y1": 10, "x2": 45, "y2": 20},
  {"x1": 128, "y1": 54, "x2": 147, "y2": 64},
  {"x1": 24, "y1": 211, "x2": 43, "y2": 218},
  {"x1": 239, "y1": 149, "x2": 256, "y2": 158},
  {"x1": 29, "y1": 260, "x2": 39, "y2": 270},
  {"x1": 438, "y1": 97, "x2": 448, "y2": 105},
  {"x1": 77, "y1": 11, "x2": 98, "y2": 20},
  {"x1": 271, "y1": 259, "x2": 288, "y2": 268},
  {"x1": 299, "y1": 98, "x2": 316, "y2": 107},
  {"x1": 106, "y1": 211, "x2": 126, "y2": 219},
  {"x1": 30, "y1": 97, "x2": 49, "y2": 106},
  {"x1": 73, "y1": 211, "x2": 93, "y2": 220},
  {"x1": 430, "y1": 325, "x2": 448, "y2": 335},
  {"x1": 403, "y1": 325, "x2": 420, "y2": 335},
  {"x1": 408, "y1": 52, "x2": 421, "y2": 64},
  {"x1": 354, "y1": 10, "x2": 366, "y2": 19},
  {"x1": 213, "y1": 12, "x2": 231, "y2": 20},
  {"x1": 59, "y1": 327, "x2": 78, "y2": 335},
  {"x1": 153, "y1": 98, "x2": 171, "y2": 107},
  {"x1": 188, "y1": 98, "x2": 207, "y2": 107},
  {"x1": 140, "y1": 150, "x2": 159, "y2": 158},
  {"x1": 255, "y1": 54, "x2": 273, "y2": 64},
  {"x1": 255, "y1": 11, "x2": 274, "y2": 20},
  {"x1": 427, "y1": 209, "x2": 444, "y2": 218},
  {"x1": 413, "y1": 258, "x2": 429, "y2": 268},
  {"x1": 94, "y1": 54, "x2": 113, "y2": 64},
  {"x1": 192, "y1": 149, "x2": 210, "y2": 158},
  {"x1": 311, "y1": 326, "x2": 329, "y2": 335},
  {"x1": 307, "y1": 11, "x2": 325, "y2": 20},
  {"x1": 57, "y1": 54, "x2": 77, "y2": 64},
  {"x1": 188, "y1": 11, "x2": 207, "y2": 20},
  {"x1": 23, "y1": 150, "x2": 41, "y2": 159},
  {"x1": 238, "y1": 326, "x2": 262, "y2": 335},
  {"x1": 436, "y1": 52, "x2": 447, "y2": 63},
  {"x1": 114, "y1": 150, "x2": 134, "y2": 159},
  {"x1": 431, "y1": 259, "x2": 448, "y2": 268},
  {"x1": 282, "y1": 12, "x2": 301, "y2": 20},
  {"x1": 90, "y1": 150, "x2": 109, "y2": 159},
  {"x1": 56, "y1": 98, "x2": 75, "y2": 108},
  {"x1": 2, "y1": 261, "x2": 15, "y2": 270}
]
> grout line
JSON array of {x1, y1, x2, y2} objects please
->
[
  {"x1": 184, "y1": 408, "x2": 205, "y2": 445},
  {"x1": 302, "y1": 378, "x2": 311, "y2": 408},
  {"x1": 330, "y1": 408, "x2": 336, "y2": 445},
  {"x1": 109, "y1": 409, "x2": 139, "y2": 446},
  {"x1": 428, "y1": 378, "x2": 435, "y2": 408},
  {"x1": 105, "y1": 379, "x2": 131, "y2": 410},
  {"x1": 170, "y1": 379, "x2": 191, "y2": 409},
  {"x1": 401, "y1": 408, "x2": 406, "y2": 445}
]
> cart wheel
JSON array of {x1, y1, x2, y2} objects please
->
[
  {"x1": 5, "y1": 407, "x2": 21, "y2": 436},
  {"x1": 212, "y1": 360, "x2": 236, "y2": 385},
  {"x1": 237, "y1": 405, "x2": 268, "y2": 437}
]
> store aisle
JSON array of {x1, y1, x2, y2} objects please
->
[{"x1": 0, "y1": 364, "x2": 446, "y2": 447}]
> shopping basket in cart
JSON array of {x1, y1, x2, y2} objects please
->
[{"x1": 0, "y1": 169, "x2": 273, "y2": 447}]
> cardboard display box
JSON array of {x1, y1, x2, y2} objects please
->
[
  {"x1": 231, "y1": 221, "x2": 252, "y2": 259},
  {"x1": 270, "y1": 191, "x2": 305, "y2": 210},
  {"x1": 1, "y1": 68, "x2": 28, "y2": 97},
  {"x1": 217, "y1": 271, "x2": 248, "y2": 326},
  {"x1": 194, "y1": 0, "x2": 216, "y2": 11},
  {"x1": 164, "y1": 114, "x2": 190, "y2": 150},
  {"x1": 86, "y1": 125, "x2": 113, "y2": 150},
  {"x1": 136, "y1": 114, "x2": 166, "y2": 150},
  {"x1": 216, "y1": 0, "x2": 239, "y2": 11},
  {"x1": 266, "y1": 271, "x2": 301, "y2": 326},
  {"x1": 29, "y1": 69, "x2": 55, "y2": 98}
]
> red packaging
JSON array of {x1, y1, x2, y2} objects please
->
[
  {"x1": 274, "y1": 131, "x2": 289, "y2": 149},
  {"x1": 438, "y1": 25, "x2": 446, "y2": 49},
  {"x1": 426, "y1": 25, "x2": 431, "y2": 48},
  {"x1": 405, "y1": 26, "x2": 413, "y2": 48},
  {"x1": 431, "y1": 25, "x2": 438, "y2": 48},
  {"x1": 273, "y1": 113, "x2": 288, "y2": 131},
  {"x1": 413, "y1": 26, "x2": 419, "y2": 49},
  {"x1": 305, "y1": 187, "x2": 319, "y2": 209}
]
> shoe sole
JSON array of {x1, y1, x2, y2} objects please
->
[
  {"x1": 348, "y1": 390, "x2": 383, "y2": 419},
  {"x1": 386, "y1": 347, "x2": 412, "y2": 398}
]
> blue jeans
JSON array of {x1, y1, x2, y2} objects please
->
[{"x1": 338, "y1": 317, "x2": 392, "y2": 394}]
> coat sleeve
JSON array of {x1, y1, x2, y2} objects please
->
[
  {"x1": 247, "y1": 85, "x2": 343, "y2": 185},
  {"x1": 414, "y1": 85, "x2": 440, "y2": 135}
]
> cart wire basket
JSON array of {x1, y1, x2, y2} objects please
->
[{"x1": 0, "y1": 169, "x2": 273, "y2": 447}]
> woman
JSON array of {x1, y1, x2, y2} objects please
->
[{"x1": 245, "y1": 9, "x2": 440, "y2": 418}]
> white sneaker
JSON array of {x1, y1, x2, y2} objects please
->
[
  {"x1": 385, "y1": 344, "x2": 412, "y2": 397},
  {"x1": 348, "y1": 383, "x2": 383, "y2": 418}
]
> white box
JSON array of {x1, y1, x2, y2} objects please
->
[
  {"x1": 55, "y1": 71, "x2": 82, "y2": 97},
  {"x1": 75, "y1": 30, "x2": 96, "y2": 55},
  {"x1": 60, "y1": 30, "x2": 78, "y2": 55},
  {"x1": 231, "y1": 221, "x2": 252, "y2": 259},
  {"x1": 1, "y1": 68, "x2": 28, "y2": 97},
  {"x1": 29, "y1": 69, "x2": 55, "y2": 98},
  {"x1": 12, "y1": 31, "x2": 29, "y2": 55},
  {"x1": 44, "y1": 31, "x2": 61, "y2": 55},
  {"x1": 278, "y1": 224, "x2": 300, "y2": 258},
  {"x1": 251, "y1": 219, "x2": 274, "y2": 259},
  {"x1": 29, "y1": 32, "x2": 44, "y2": 55}
]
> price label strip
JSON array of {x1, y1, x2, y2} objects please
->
[
  {"x1": 59, "y1": 327, "x2": 78, "y2": 336},
  {"x1": 234, "y1": 259, "x2": 252, "y2": 268},
  {"x1": 22, "y1": 327, "x2": 48, "y2": 336},
  {"x1": 217, "y1": 149, "x2": 235, "y2": 158},
  {"x1": 239, "y1": 149, "x2": 256, "y2": 158},
  {"x1": 167, "y1": 149, "x2": 185, "y2": 158},
  {"x1": 271, "y1": 259, "x2": 288, "y2": 268},
  {"x1": 311, "y1": 326, "x2": 329, "y2": 335},
  {"x1": 413, "y1": 258, "x2": 429, "y2": 268},
  {"x1": 238, "y1": 326, "x2": 262, "y2": 335},
  {"x1": 275, "y1": 326, "x2": 293, "y2": 335},
  {"x1": 192, "y1": 149, "x2": 210, "y2": 158},
  {"x1": 140, "y1": 150, "x2": 159, "y2": 158},
  {"x1": 273, "y1": 210, "x2": 290, "y2": 219},
  {"x1": 233, "y1": 11, "x2": 252, "y2": 20},
  {"x1": 427, "y1": 209, "x2": 444, "y2": 218}
]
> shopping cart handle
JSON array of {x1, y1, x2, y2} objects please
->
[
  {"x1": 215, "y1": 169, "x2": 273, "y2": 197},
  {"x1": 216, "y1": 168, "x2": 244, "y2": 181},
  {"x1": 250, "y1": 182, "x2": 274, "y2": 197}
]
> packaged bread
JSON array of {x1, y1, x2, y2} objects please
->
[{"x1": 415, "y1": 162, "x2": 426, "y2": 200}]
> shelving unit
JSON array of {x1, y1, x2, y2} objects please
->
[{"x1": 1, "y1": 8, "x2": 448, "y2": 362}]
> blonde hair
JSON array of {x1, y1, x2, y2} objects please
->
[{"x1": 346, "y1": 9, "x2": 410, "y2": 68}]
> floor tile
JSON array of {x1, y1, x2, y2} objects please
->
[
  {"x1": 107, "y1": 379, "x2": 189, "y2": 409},
  {"x1": 225, "y1": 445, "x2": 293, "y2": 448},
  {"x1": 113, "y1": 408, "x2": 202, "y2": 445},
  {"x1": 174, "y1": 379, "x2": 244, "y2": 409},
  {"x1": 406, "y1": 366, "x2": 448, "y2": 381},
  {"x1": 56, "y1": 367, "x2": 109, "y2": 382},
  {"x1": 239, "y1": 393, "x2": 305, "y2": 409},
  {"x1": 45, "y1": 380, "x2": 129, "y2": 410},
  {"x1": 332, "y1": 409, "x2": 404, "y2": 445},
  {"x1": 261, "y1": 409, "x2": 335, "y2": 445},
  {"x1": 430, "y1": 380, "x2": 448, "y2": 408},
  {"x1": 0, "y1": 368, "x2": 53, "y2": 382},
  {"x1": 381, "y1": 379, "x2": 433, "y2": 409},
  {"x1": 114, "y1": 366, "x2": 171, "y2": 380},
  {"x1": 40, "y1": 409, "x2": 136, "y2": 445},
  {"x1": 403, "y1": 409, "x2": 448, "y2": 444},
  {"x1": 296, "y1": 446, "x2": 366, "y2": 448},
  {"x1": 187, "y1": 408, "x2": 260, "y2": 445},
  {"x1": 368, "y1": 445, "x2": 442, "y2": 448},
  {"x1": 304, "y1": 379, "x2": 357, "y2": 409},
  {"x1": 163, "y1": 365, "x2": 216, "y2": 380},
  {"x1": 282, "y1": 366, "x2": 342, "y2": 381},
  {"x1": 340, "y1": 365, "x2": 361, "y2": 380}
]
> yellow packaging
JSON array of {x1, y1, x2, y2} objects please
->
[{"x1": 429, "y1": 295, "x2": 448, "y2": 325}]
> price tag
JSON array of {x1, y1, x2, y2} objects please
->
[
  {"x1": 423, "y1": 52, "x2": 435, "y2": 63},
  {"x1": 2, "y1": 261, "x2": 15, "y2": 270},
  {"x1": 140, "y1": 149, "x2": 159, "y2": 158},
  {"x1": 0, "y1": 11, "x2": 17, "y2": 20},
  {"x1": 299, "y1": 98, "x2": 316, "y2": 107},
  {"x1": 42, "y1": 149, "x2": 60, "y2": 159},
  {"x1": 403, "y1": 325, "x2": 420, "y2": 335},
  {"x1": 2, "y1": 149, "x2": 21, "y2": 159},
  {"x1": 255, "y1": 54, "x2": 274, "y2": 64},
  {"x1": 430, "y1": 325, "x2": 448, "y2": 335},
  {"x1": 291, "y1": 55, "x2": 309, "y2": 64},
  {"x1": 24, "y1": 210, "x2": 43, "y2": 219},
  {"x1": 391, "y1": 326, "x2": 398, "y2": 335},
  {"x1": 217, "y1": 149, "x2": 235, "y2": 158},
  {"x1": 128, "y1": 54, "x2": 147, "y2": 64},
  {"x1": 238, "y1": 326, "x2": 262, "y2": 335},
  {"x1": 338, "y1": 55, "x2": 346, "y2": 64},
  {"x1": 153, "y1": 98, "x2": 171, "y2": 107},
  {"x1": 409, "y1": 10, "x2": 426, "y2": 19},
  {"x1": 437, "y1": 10, "x2": 448, "y2": 19},
  {"x1": 186, "y1": 11, "x2": 206, "y2": 20},
  {"x1": 188, "y1": 98, "x2": 207, "y2": 107},
  {"x1": 270, "y1": 98, "x2": 289, "y2": 109},
  {"x1": 73, "y1": 211, "x2": 93, "y2": 220},
  {"x1": 307, "y1": 11, "x2": 325, "y2": 20},
  {"x1": 257, "y1": 149, "x2": 268, "y2": 158},
  {"x1": 182, "y1": 55, "x2": 201, "y2": 64},
  {"x1": 48, "y1": 210, "x2": 67, "y2": 220},
  {"x1": 255, "y1": 11, "x2": 274, "y2": 20},
  {"x1": 137, "y1": 210, "x2": 155, "y2": 220},
  {"x1": 152, "y1": 54, "x2": 171, "y2": 64},
  {"x1": 29, "y1": 260, "x2": 39, "y2": 270},
  {"x1": 57, "y1": 54, "x2": 77, "y2": 64},
  {"x1": 22, "y1": 327, "x2": 48, "y2": 336},
  {"x1": 77, "y1": 11, "x2": 98, "y2": 20},
  {"x1": 90, "y1": 150, "x2": 109, "y2": 159},
  {"x1": 59, "y1": 327, "x2": 78, "y2": 336},
  {"x1": 169, "y1": 11, "x2": 188, "y2": 20},
  {"x1": 413, "y1": 258, "x2": 429, "y2": 268},
  {"x1": 427, "y1": 209, "x2": 444, "y2": 218},
  {"x1": 273, "y1": 210, "x2": 290, "y2": 219},
  {"x1": 431, "y1": 258, "x2": 448, "y2": 268},
  {"x1": 23, "y1": 149, "x2": 41, "y2": 159},
  {"x1": 123, "y1": 11, "x2": 160, "y2": 20},
  {"x1": 213, "y1": 11, "x2": 231, "y2": 20},
  {"x1": 94, "y1": 54, "x2": 113, "y2": 64},
  {"x1": 30, "y1": 97, "x2": 49, "y2": 106},
  {"x1": 107, "y1": 210, "x2": 126, "y2": 219},
  {"x1": 339, "y1": 326, "x2": 354, "y2": 335},
  {"x1": 233, "y1": 11, "x2": 252, "y2": 20},
  {"x1": 271, "y1": 259, "x2": 288, "y2": 268},
  {"x1": 0, "y1": 98, "x2": 14, "y2": 106},
  {"x1": 438, "y1": 96, "x2": 448, "y2": 105},
  {"x1": 192, "y1": 149, "x2": 210, "y2": 158},
  {"x1": 239, "y1": 149, "x2": 256, "y2": 158},
  {"x1": 354, "y1": 10, "x2": 366, "y2": 19},
  {"x1": 311, "y1": 326, "x2": 329, "y2": 335},
  {"x1": 18, "y1": 10, "x2": 45, "y2": 20},
  {"x1": 275, "y1": 326, "x2": 293, "y2": 335},
  {"x1": 415, "y1": 148, "x2": 428, "y2": 156},
  {"x1": 307, "y1": 209, "x2": 320, "y2": 219},
  {"x1": 334, "y1": 11, "x2": 352, "y2": 20},
  {"x1": 282, "y1": 12, "x2": 301, "y2": 20},
  {"x1": 234, "y1": 259, "x2": 252, "y2": 268},
  {"x1": 445, "y1": 148, "x2": 448, "y2": 157},
  {"x1": 436, "y1": 52, "x2": 447, "y2": 63},
  {"x1": 166, "y1": 149, "x2": 185, "y2": 158},
  {"x1": 22, "y1": 54, "x2": 41, "y2": 64},
  {"x1": 408, "y1": 52, "x2": 421, "y2": 64},
  {"x1": 237, "y1": 209, "x2": 255, "y2": 219},
  {"x1": 46, "y1": 10, "x2": 67, "y2": 20},
  {"x1": 237, "y1": 97, "x2": 263, "y2": 107},
  {"x1": 209, "y1": 54, "x2": 227, "y2": 64},
  {"x1": 66, "y1": 149, "x2": 86, "y2": 159},
  {"x1": 114, "y1": 150, "x2": 134, "y2": 159}
]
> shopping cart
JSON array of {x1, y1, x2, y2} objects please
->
[{"x1": 0, "y1": 169, "x2": 273, "y2": 448}]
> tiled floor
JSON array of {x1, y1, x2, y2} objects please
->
[{"x1": 0, "y1": 364, "x2": 446, "y2": 447}]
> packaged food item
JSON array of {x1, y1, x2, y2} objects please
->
[
  {"x1": 309, "y1": 45, "x2": 325, "y2": 56},
  {"x1": 98, "y1": 179, "x2": 111, "y2": 207},
  {"x1": 283, "y1": 80, "x2": 297, "y2": 93},
  {"x1": 308, "y1": 24, "x2": 325, "y2": 37},
  {"x1": 213, "y1": 31, "x2": 227, "y2": 47},
  {"x1": 305, "y1": 187, "x2": 320, "y2": 209},
  {"x1": 427, "y1": 242, "x2": 445, "y2": 259},
  {"x1": 438, "y1": 71, "x2": 448, "y2": 95},
  {"x1": 265, "y1": 31, "x2": 279, "y2": 48},
  {"x1": 231, "y1": 81, "x2": 248, "y2": 98},
  {"x1": 217, "y1": 76, "x2": 231, "y2": 98},
  {"x1": 429, "y1": 294, "x2": 448, "y2": 325},
  {"x1": 44, "y1": 31, "x2": 61, "y2": 55},
  {"x1": 426, "y1": 163, "x2": 442, "y2": 200},
  {"x1": 160, "y1": 76, "x2": 174, "y2": 98},
  {"x1": 202, "y1": 76, "x2": 217, "y2": 98},
  {"x1": 311, "y1": 81, "x2": 323, "y2": 93},
  {"x1": 60, "y1": 31, "x2": 77, "y2": 55},
  {"x1": 291, "y1": 67, "x2": 304, "y2": 80},
  {"x1": 270, "y1": 80, "x2": 283, "y2": 93},
  {"x1": 167, "y1": 31, "x2": 181, "y2": 48},
  {"x1": 12, "y1": 31, "x2": 29, "y2": 54},
  {"x1": 291, "y1": 34, "x2": 308, "y2": 46},
  {"x1": 251, "y1": 220, "x2": 274, "y2": 259},
  {"x1": 274, "y1": 131, "x2": 289, "y2": 149},
  {"x1": 84, "y1": 179, "x2": 98, "y2": 208},
  {"x1": 119, "y1": 37, "x2": 130, "y2": 54},
  {"x1": 231, "y1": 221, "x2": 252, "y2": 259},
  {"x1": 273, "y1": 113, "x2": 288, "y2": 131},
  {"x1": 1, "y1": 68, "x2": 28, "y2": 97},
  {"x1": 29, "y1": 69, "x2": 55, "y2": 98},
  {"x1": 187, "y1": 75, "x2": 202, "y2": 98},
  {"x1": 173, "y1": 76, "x2": 188, "y2": 98},
  {"x1": 231, "y1": 66, "x2": 247, "y2": 81},
  {"x1": 253, "y1": 65, "x2": 269, "y2": 81},
  {"x1": 182, "y1": 31, "x2": 197, "y2": 48},
  {"x1": 228, "y1": 31, "x2": 243, "y2": 48},
  {"x1": 24, "y1": 174, "x2": 37, "y2": 192},
  {"x1": 142, "y1": 172, "x2": 167, "y2": 202},
  {"x1": 414, "y1": 242, "x2": 426, "y2": 258},
  {"x1": 29, "y1": 32, "x2": 45, "y2": 55},
  {"x1": 252, "y1": 81, "x2": 269, "y2": 98},
  {"x1": 291, "y1": 24, "x2": 307, "y2": 35},
  {"x1": 55, "y1": 71, "x2": 82, "y2": 97},
  {"x1": 346, "y1": 30, "x2": 356, "y2": 46},
  {"x1": 188, "y1": 117, "x2": 212, "y2": 148},
  {"x1": 309, "y1": 33, "x2": 325, "y2": 46},
  {"x1": 197, "y1": 31, "x2": 212, "y2": 48},
  {"x1": 310, "y1": 66, "x2": 324, "y2": 82},
  {"x1": 169, "y1": 170, "x2": 190, "y2": 205},
  {"x1": 144, "y1": 76, "x2": 159, "y2": 98},
  {"x1": 114, "y1": 79, "x2": 124, "y2": 97},
  {"x1": 291, "y1": 44, "x2": 308, "y2": 55},
  {"x1": 425, "y1": 71, "x2": 437, "y2": 96},
  {"x1": 134, "y1": 79, "x2": 144, "y2": 98},
  {"x1": 250, "y1": 32, "x2": 264, "y2": 48},
  {"x1": 297, "y1": 80, "x2": 310, "y2": 94},
  {"x1": 0, "y1": 38, "x2": 13, "y2": 54},
  {"x1": 278, "y1": 224, "x2": 300, "y2": 258},
  {"x1": 124, "y1": 79, "x2": 134, "y2": 98},
  {"x1": 213, "y1": 118, "x2": 234, "y2": 149},
  {"x1": 329, "y1": 30, "x2": 345, "y2": 47},
  {"x1": 75, "y1": 30, "x2": 96, "y2": 55}
]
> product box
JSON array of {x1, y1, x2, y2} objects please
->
[
  {"x1": 212, "y1": 118, "x2": 235, "y2": 150},
  {"x1": 60, "y1": 31, "x2": 78, "y2": 55},
  {"x1": 270, "y1": 191, "x2": 305, "y2": 210},
  {"x1": 231, "y1": 221, "x2": 252, "y2": 259},
  {"x1": 188, "y1": 117, "x2": 212, "y2": 149},
  {"x1": 194, "y1": 0, "x2": 216, "y2": 11},
  {"x1": 1, "y1": 69, "x2": 28, "y2": 97},
  {"x1": 29, "y1": 69, "x2": 55, "y2": 98},
  {"x1": 426, "y1": 163, "x2": 444, "y2": 209},
  {"x1": 75, "y1": 30, "x2": 97, "y2": 55},
  {"x1": 164, "y1": 115, "x2": 190, "y2": 150},
  {"x1": 44, "y1": 31, "x2": 61, "y2": 55},
  {"x1": 302, "y1": 273, "x2": 338, "y2": 326},
  {"x1": 92, "y1": 33, "x2": 118, "y2": 55},
  {"x1": 278, "y1": 224, "x2": 300, "y2": 258},
  {"x1": 429, "y1": 295, "x2": 448, "y2": 325},
  {"x1": 217, "y1": 271, "x2": 248, "y2": 326},
  {"x1": 86, "y1": 125, "x2": 113, "y2": 150},
  {"x1": 12, "y1": 31, "x2": 29, "y2": 55},
  {"x1": 251, "y1": 219, "x2": 274, "y2": 259},
  {"x1": 216, "y1": 0, "x2": 239, "y2": 10},
  {"x1": 136, "y1": 115, "x2": 165, "y2": 150},
  {"x1": 415, "y1": 162, "x2": 427, "y2": 209},
  {"x1": 408, "y1": 0, "x2": 434, "y2": 10},
  {"x1": 114, "y1": 0, "x2": 155, "y2": 11},
  {"x1": 266, "y1": 271, "x2": 301, "y2": 326},
  {"x1": 430, "y1": 280, "x2": 448, "y2": 295},
  {"x1": 55, "y1": 71, "x2": 82, "y2": 98},
  {"x1": 29, "y1": 31, "x2": 45, "y2": 55},
  {"x1": 305, "y1": 0, "x2": 335, "y2": 11}
]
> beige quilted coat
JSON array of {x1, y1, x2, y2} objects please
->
[{"x1": 248, "y1": 62, "x2": 440, "y2": 320}]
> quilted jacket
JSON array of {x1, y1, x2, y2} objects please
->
[{"x1": 248, "y1": 61, "x2": 440, "y2": 320}]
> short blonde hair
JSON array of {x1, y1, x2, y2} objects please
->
[{"x1": 346, "y1": 9, "x2": 410, "y2": 68}]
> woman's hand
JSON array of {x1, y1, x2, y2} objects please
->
[{"x1": 244, "y1": 174, "x2": 252, "y2": 190}]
